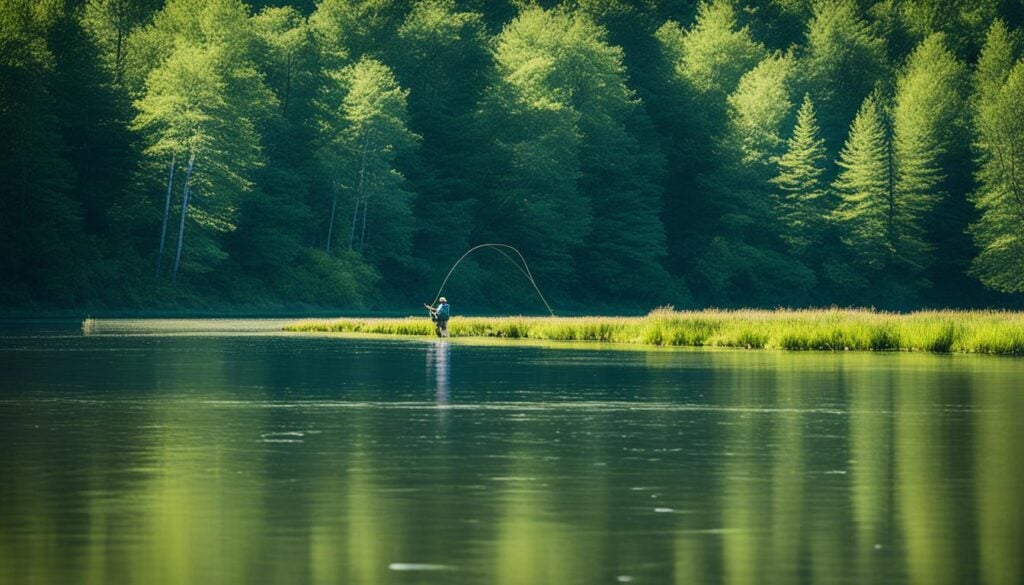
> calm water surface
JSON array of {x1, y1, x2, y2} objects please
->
[{"x1": 1, "y1": 319, "x2": 1022, "y2": 585}]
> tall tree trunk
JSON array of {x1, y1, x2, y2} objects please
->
[
  {"x1": 359, "y1": 198, "x2": 368, "y2": 251},
  {"x1": 156, "y1": 152, "x2": 176, "y2": 277},
  {"x1": 326, "y1": 182, "x2": 338, "y2": 253},
  {"x1": 349, "y1": 130, "x2": 371, "y2": 249},
  {"x1": 348, "y1": 198, "x2": 360, "y2": 250},
  {"x1": 171, "y1": 150, "x2": 195, "y2": 285},
  {"x1": 887, "y1": 137, "x2": 896, "y2": 254}
]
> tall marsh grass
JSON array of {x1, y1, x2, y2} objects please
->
[{"x1": 284, "y1": 308, "x2": 1024, "y2": 354}]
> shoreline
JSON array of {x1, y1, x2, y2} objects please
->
[{"x1": 284, "y1": 309, "x2": 1024, "y2": 355}]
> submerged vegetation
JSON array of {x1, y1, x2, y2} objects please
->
[{"x1": 286, "y1": 309, "x2": 1024, "y2": 354}]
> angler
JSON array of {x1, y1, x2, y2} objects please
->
[{"x1": 425, "y1": 297, "x2": 451, "y2": 338}]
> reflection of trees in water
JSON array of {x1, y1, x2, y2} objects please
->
[
  {"x1": 5, "y1": 346, "x2": 1024, "y2": 584},
  {"x1": 769, "y1": 363, "x2": 806, "y2": 585},
  {"x1": 896, "y1": 369, "x2": 974, "y2": 585},
  {"x1": 849, "y1": 365, "x2": 893, "y2": 583},
  {"x1": 975, "y1": 378, "x2": 1024, "y2": 585}
]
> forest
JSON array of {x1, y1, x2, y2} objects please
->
[{"x1": 2, "y1": 0, "x2": 1024, "y2": 313}]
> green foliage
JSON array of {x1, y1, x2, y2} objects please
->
[
  {"x1": 800, "y1": 0, "x2": 886, "y2": 153},
  {"x1": 251, "y1": 6, "x2": 318, "y2": 119},
  {"x1": 309, "y1": 0, "x2": 407, "y2": 66},
  {"x1": 891, "y1": 33, "x2": 970, "y2": 275},
  {"x1": 973, "y1": 19, "x2": 1021, "y2": 111},
  {"x1": 971, "y1": 61, "x2": 1024, "y2": 292},
  {"x1": 317, "y1": 57, "x2": 417, "y2": 289},
  {"x1": 134, "y1": 41, "x2": 271, "y2": 277},
  {"x1": 82, "y1": 0, "x2": 162, "y2": 85},
  {"x1": 772, "y1": 95, "x2": 830, "y2": 254},
  {"x1": 124, "y1": 0, "x2": 260, "y2": 96},
  {"x1": 728, "y1": 52, "x2": 796, "y2": 169},
  {"x1": 832, "y1": 92, "x2": 896, "y2": 272},
  {"x1": 897, "y1": 0, "x2": 1004, "y2": 57},
  {"x1": 691, "y1": 50, "x2": 815, "y2": 305},
  {"x1": 389, "y1": 0, "x2": 489, "y2": 291},
  {"x1": 4, "y1": 0, "x2": 1024, "y2": 310},
  {"x1": 669, "y1": 0, "x2": 766, "y2": 103},
  {"x1": 481, "y1": 7, "x2": 669, "y2": 300},
  {"x1": 0, "y1": 0, "x2": 94, "y2": 304}
]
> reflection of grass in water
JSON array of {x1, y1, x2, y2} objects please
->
[{"x1": 285, "y1": 308, "x2": 1024, "y2": 354}]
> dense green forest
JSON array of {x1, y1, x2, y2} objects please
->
[{"x1": 3, "y1": 0, "x2": 1024, "y2": 312}]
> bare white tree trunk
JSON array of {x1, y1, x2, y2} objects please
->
[
  {"x1": 171, "y1": 149, "x2": 195, "y2": 285},
  {"x1": 155, "y1": 152, "x2": 176, "y2": 277}
]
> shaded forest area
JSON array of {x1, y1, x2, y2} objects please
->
[{"x1": 3, "y1": 0, "x2": 1024, "y2": 313}]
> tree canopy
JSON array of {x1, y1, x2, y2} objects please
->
[{"x1": 2, "y1": 0, "x2": 1023, "y2": 311}]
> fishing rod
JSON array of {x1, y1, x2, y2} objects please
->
[{"x1": 428, "y1": 243, "x2": 556, "y2": 316}]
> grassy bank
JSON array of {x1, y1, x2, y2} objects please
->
[{"x1": 284, "y1": 309, "x2": 1024, "y2": 354}]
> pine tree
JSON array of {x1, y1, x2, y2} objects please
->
[
  {"x1": 692, "y1": 51, "x2": 818, "y2": 305},
  {"x1": 800, "y1": 0, "x2": 886, "y2": 154},
  {"x1": 970, "y1": 60, "x2": 1024, "y2": 292},
  {"x1": 972, "y1": 20, "x2": 1020, "y2": 114},
  {"x1": 832, "y1": 93, "x2": 895, "y2": 271},
  {"x1": 891, "y1": 33, "x2": 970, "y2": 278},
  {"x1": 772, "y1": 95, "x2": 830, "y2": 254},
  {"x1": 654, "y1": 0, "x2": 766, "y2": 300},
  {"x1": 483, "y1": 7, "x2": 669, "y2": 301}
]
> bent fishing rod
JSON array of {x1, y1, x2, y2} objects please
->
[{"x1": 427, "y1": 243, "x2": 556, "y2": 317}]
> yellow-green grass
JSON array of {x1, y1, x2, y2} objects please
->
[{"x1": 284, "y1": 308, "x2": 1024, "y2": 354}]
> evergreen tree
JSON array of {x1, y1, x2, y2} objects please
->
[
  {"x1": 832, "y1": 93, "x2": 896, "y2": 274},
  {"x1": 972, "y1": 19, "x2": 1020, "y2": 114},
  {"x1": 482, "y1": 7, "x2": 668, "y2": 301},
  {"x1": 0, "y1": 0, "x2": 87, "y2": 304},
  {"x1": 4, "y1": 0, "x2": 1024, "y2": 309},
  {"x1": 897, "y1": 0, "x2": 1004, "y2": 58},
  {"x1": 800, "y1": 0, "x2": 886, "y2": 155},
  {"x1": 695, "y1": 51, "x2": 817, "y2": 305},
  {"x1": 891, "y1": 33, "x2": 970, "y2": 282},
  {"x1": 772, "y1": 95, "x2": 830, "y2": 254},
  {"x1": 970, "y1": 60, "x2": 1024, "y2": 292},
  {"x1": 654, "y1": 0, "x2": 766, "y2": 298}
]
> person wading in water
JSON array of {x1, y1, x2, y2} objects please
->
[{"x1": 425, "y1": 297, "x2": 451, "y2": 338}]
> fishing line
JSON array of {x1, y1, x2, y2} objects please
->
[{"x1": 429, "y1": 243, "x2": 555, "y2": 316}]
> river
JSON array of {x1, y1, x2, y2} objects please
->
[{"x1": 1, "y1": 319, "x2": 1021, "y2": 584}]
